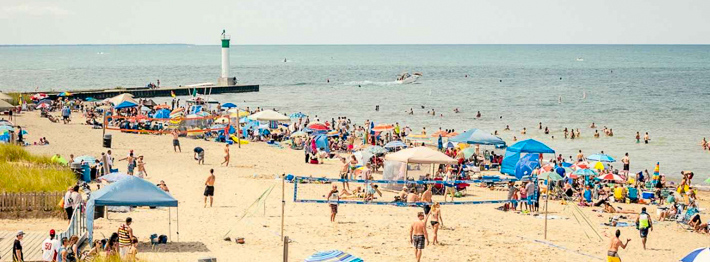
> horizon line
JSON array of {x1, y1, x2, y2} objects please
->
[{"x1": 2, "y1": 43, "x2": 710, "y2": 47}]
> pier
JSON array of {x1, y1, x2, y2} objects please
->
[{"x1": 23, "y1": 84, "x2": 259, "y2": 100}]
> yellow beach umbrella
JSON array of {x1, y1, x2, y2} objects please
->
[{"x1": 593, "y1": 161, "x2": 605, "y2": 170}]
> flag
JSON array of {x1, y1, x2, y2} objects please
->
[
  {"x1": 653, "y1": 162, "x2": 660, "y2": 182},
  {"x1": 171, "y1": 91, "x2": 176, "y2": 97}
]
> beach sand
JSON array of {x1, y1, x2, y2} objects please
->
[{"x1": 3, "y1": 111, "x2": 709, "y2": 261}]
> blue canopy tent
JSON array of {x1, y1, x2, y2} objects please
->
[
  {"x1": 153, "y1": 109, "x2": 171, "y2": 119},
  {"x1": 448, "y1": 128, "x2": 505, "y2": 145},
  {"x1": 86, "y1": 176, "x2": 178, "y2": 244},
  {"x1": 514, "y1": 153, "x2": 541, "y2": 179},
  {"x1": 501, "y1": 139, "x2": 555, "y2": 176},
  {"x1": 114, "y1": 100, "x2": 138, "y2": 110}
]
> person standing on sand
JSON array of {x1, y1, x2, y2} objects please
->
[
  {"x1": 136, "y1": 156, "x2": 147, "y2": 178},
  {"x1": 635, "y1": 207, "x2": 653, "y2": 250},
  {"x1": 172, "y1": 130, "x2": 181, "y2": 152},
  {"x1": 327, "y1": 185, "x2": 339, "y2": 222},
  {"x1": 410, "y1": 212, "x2": 429, "y2": 262},
  {"x1": 204, "y1": 169, "x2": 215, "y2": 208},
  {"x1": 221, "y1": 144, "x2": 230, "y2": 166},
  {"x1": 426, "y1": 203, "x2": 443, "y2": 245},
  {"x1": 118, "y1": 217, "x2": 134, "y2": 259},
  {"x1": 421, "y1": 185, "x2": 433, "y2": 215},
  {"x1": 607, "y1": 229, "x2": 630, "y2": 262},
  {"x1": 339, "y1": 158, "x2": 350, "y2": 190},
  {"x1": 194, "y1": 147, "x2": 205, "y2": 165}
]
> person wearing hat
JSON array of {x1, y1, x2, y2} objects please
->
[
  {"x1": 13, "y1": 230, "x2": 24, "y2": 262},
  {"x1": 41, "y1": 229, "x2": 60, "y2": 262}
]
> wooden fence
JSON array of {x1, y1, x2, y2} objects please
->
[{"x1": 0, "y1": 192, "x2": 63, "y2": 212}]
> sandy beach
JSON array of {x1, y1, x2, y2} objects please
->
[{"x1": 2, "y1": 110, "x2": 708, "y2": 262}]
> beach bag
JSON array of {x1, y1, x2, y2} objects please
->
[
  {"x1": 59, "y1": 198, "x2": 65, "y2": 208},
  {"x1": 159, "y1": 235, "x2": 168, "y2": 244}
]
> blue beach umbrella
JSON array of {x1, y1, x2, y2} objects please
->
[
  {"x1": 448, "y1": 128, "x2": 505, "y2": 145},
  {"x1": 304, "y1": 250, "x2": 363, "y2": 262},
  {"x1": 681, "y1": 247, "x2": 710, "y2": 262},
  {"x1": 222, "y1": 103, "x2": 237, "y2": 108},
  {"x1": 114, "y1": 100, "x2": 138, "y2": 109},
  {"x1": 73, "y1": 155, "x2": 96, "y2": 164},
  {"x1": 507, "y1": 139, "x2": 555, "y2": 154},
  {"x1": 572, "y1": 168, "x2": 598, "y2": 177},
  {"x1": 384, "y1": 140, "x2": 406, "y2": 149},
  {"x1": 85, "y1": 97, "x2": 97, "y2": 102},
  {"x1": 587, "y1": 154, "x2": 616, "y2": 163}
]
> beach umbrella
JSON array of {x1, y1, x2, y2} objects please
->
[
  {"x1": 326, "y1": 130, "x2": 339, "y2": 137},
  {"x1": 304, "y1": 250, "x2": 363, "y2": 262},
  {"x1": 306, "y1": 122, "x2": 329, "y2": 131},
  {"x1": 463, "y1": 147, "x2": 476, "y2": 158},
  {"x1": 431, "y1": 130, "x2": 448, "y2": 137},
  {"x1": 384, "y1": 140, "x2": 406, "y2": 149},
  {"x1": 154, "y1": 104, "x2": 170, "y2": 109},
  {"x1": 289, "y1": 112, "x2": 307, "y2": 119},
  {"x1": 58, "y1": 92, "x2": 72, "y2": 97},
  {"x1": 572, "y1": 168, "x2": 598, "y2": 177},
  {"x1": 222, "y1": 102, "x2": 237, "y2": 108},
  {"x1": 0, "y1": 126, "x2": 13, "y2": 132},
  {"x1": 372, "y1": 124, "x2": 394, "y2": 132},
  {"x1": 596, "y1": 173, "x2": 624, "y2": 182},
  {"x1": 539, "y1": 171, "x2": 564, "y2": 181},
  {"x1": 108, "y1": 93, "x2": 136, "y2": 105},
  {"x1": 247, "y1": 110, "x2": 289, "y2": 122},
  {"x1": 587, "y1": 154, "x2": 616, "y2": 163},
  {"x1": 443, "y1": 141, "x2": 456, "y2": 148},
  {"x1": 291, "y1": 131, "x2": 308, "y2": 138},
  {"x1": 73, "y1": 155, "x2": 97, "y2": 164},
  {"x1": 445, "y1": 132, "x2": 459, "y2": 137},
  {"x1": 0, "y1": 93, "x2": 12, "y2": 101},
  {"x1": 593, "y1": 161, "x2": 605, "y2": 170},
  {"x1": 365, "y1": 145, "x2": 387, "y2": 154},
  {"x1": 448, "y1": 128, "x2": 505, "y2": 145},
  {"x1": 0, "y1": 100, "x2": 14, "y2": 111},
  {"x1": 680, "y1": 247, "x2": 710, "y2": 262},
  {"x1": 36, "y1": 103, "x2": 49, "y2": 109},
  {"x1": 0, "y1": 120, "x2": 12, "y2": 126},
  {"x1": 506, "y1": 139, "x2": 555, "y2": 154},
  {"x1": 574, "y1": 162, "x2": 590, "y2": 169},
  {"x1": 2, "y1": 129, "x2": 27, "y2": 135},
  {"x1": 214, "y1": 116, "x2": 230, "y2": 124},
  {"x1": 653, "y1": 162, "x2": 660, "y2": 181},
  {"x1": 31, "y1": 93, "x2": 48, "y2": 100},
  {"x1": 114, "y1": 100, "x2": 138, "y2": 109},
  {"x1": 99, "y1": 172, "x2": 131, "y2": 183}
]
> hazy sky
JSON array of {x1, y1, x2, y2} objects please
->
[{"x1": 1, "y1": 0, "x2": 708, "y2": 45}]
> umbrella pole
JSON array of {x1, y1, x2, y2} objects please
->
[
  {"x1": 281, "y1": 173, "x2": 285, "y2": 241},
  {"x1": 102, "y1": 112, "x2": 106, "y2": 137},
  {"x1": 237, "y1": 108, "x2": 242, "y2": 149},
  {"x1": 169, "y1": 207, "x2": 171, "y2": 242},
  {"x1": 544, "y1": 176, "x2": 549, "y2": 239}
]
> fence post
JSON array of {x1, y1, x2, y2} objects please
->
[{"x1": 283, "y1": 236, "x2": 289, "y2": 262}]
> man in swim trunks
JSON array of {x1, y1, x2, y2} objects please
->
[
  {"x1": 172, "y1": 130, "x2": 181, "y2": 152},
  {"x1": 339, "y1": 158, "x2": 350, "y2": 190},
  {"x1": 204, "y1": 169, "x2": 215, "y2": 208},
  {"x1": 607, "y1": 229, "x2": 630, "y2": 262},
  {"x1": 621, "y1": 153, "x2": 630, "y2": 177},
  {"x1": 409, "y1": 212, "x2": 429, "y2": 262},
  {"x1": 420, "y1": 185, "x2": 433, "y2": 215},
  {"x1": 635, "y1": 207, "x2": 653, "y2": 250},
  {"x1": 194, "y1": 147, "x2": 205, "y2": 165},
  {"x1": 327, "y1": 185, "x2": 339, "y2": 222}
]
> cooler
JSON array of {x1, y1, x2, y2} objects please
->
[{"x1": 642, "y1": 192, "x2": 654, "y2": 199}]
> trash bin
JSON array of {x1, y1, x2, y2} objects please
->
[{"x1": 103, "y1": 134, "x2": 112, "y2": 148}]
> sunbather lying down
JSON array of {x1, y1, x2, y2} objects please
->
[{"x1": 603, "y1": 203, "x2": 636, "y2": 214}]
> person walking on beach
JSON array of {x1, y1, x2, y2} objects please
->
[
  {"x1": 410, "y1": 212, "x2": 429, "y2": 262},
  {"x1": 427, "y1": 203, "x2": 443, "y2": 245},
  {"x1": 635, "y1": 207, "x2": 653, "y2": 250},
  {"x1": 63, "y1": 187, "x2": 75, "y2": 220},
  {"x1": 221, "y1": 144, "x2": 230, "y2": 166},
  {"x1": 607, "y1": 229, "x2": 630, "y2": 262},
  {"x1": 327, "y1": 185, "x2": 339, "y2": 222},
  {"x1": 136, "y1": 156, "x2": 147, "y2": 178},
  {"x1": 172, "y1": 130, "x2": 181, "y2": 152},
  {"x1": 204, "y1": 169, "x2": 215, "y2": 208},
  {"x1": 119, "y1": 151, "x2": 136, "y2": 176},
  {"x1": 194, "y1": 147, "x2": 205, "y2": 165},
  {"x1": 117, "y1": 217, "x2": 134, "y2": 258}
]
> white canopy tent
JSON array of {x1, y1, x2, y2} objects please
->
[
  {"x1": 247, "y1": 110, "x2": 290, "y2": 122},
  {"x1": 107, "y1": 93, "x2": 137, "y2": 105},
  {"x1": 383, "y1": 147, "x2": 457, "y2": 190}
]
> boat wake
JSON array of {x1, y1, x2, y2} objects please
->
[{"x1": 343, "y1": 80, "x2": 405, "y2": 86}]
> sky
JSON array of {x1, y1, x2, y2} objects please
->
[{"x1": 1, "y1": 0, "x2": 709, "y2": 45}]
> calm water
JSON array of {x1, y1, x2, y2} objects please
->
[{"x1": 1, "y1": 44, "x2": 710, "y2": 179}]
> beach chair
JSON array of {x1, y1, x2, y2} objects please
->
[
  {"x1": 432, "y1": 178, "x2": 445, "y2": 195},
  {"x1": 627, "y1": 187, "x2": 639, "y2": 203},
  {"x1": 678, "y1": 207, "x2": 698, "y2": 224}
]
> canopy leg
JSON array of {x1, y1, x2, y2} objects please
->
[{"x1": 169, "y1": 207, "x2": 172, "y2": 242}]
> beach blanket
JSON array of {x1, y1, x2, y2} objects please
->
[{"x1": 601, "y1": 222, "x2": 634, "y2": 227}]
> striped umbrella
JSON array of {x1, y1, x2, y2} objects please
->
[
  {"x1": 307, "y1": 122, "x2": 329, "y2": 131},
  {"x1": 572, "y1": 168, "x2": 598, "y2": 177},
  {"x1": 304, "y1": 250, "x2": 363, "y2": 262},
  {"x1": 681, "y1": 247, "x2": 710, "y2": 262},
  {"x1": 371, "y1": 124, "x2": 394, "y2": 132},
  {"x1": 653, "y1": 162, "x2": 660, "y2": 181},
  {"x1": 596, "y1": 173, "x2": 624, "y2": 182},
  {"x1": 587, "y1": 153, "x2": 616, "y2": 162}
]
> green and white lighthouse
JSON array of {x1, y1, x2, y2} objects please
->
[{"x1": 218, "y1": 30, "x2": 234, "y2": 86}]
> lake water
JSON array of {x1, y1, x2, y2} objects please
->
[{"x1": 1, "y1": 44, "x2": 709, "y2": 179}]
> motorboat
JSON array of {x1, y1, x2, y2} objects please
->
[{"x1": 396, "y1": 72, "x2": 422, "y2": 84}]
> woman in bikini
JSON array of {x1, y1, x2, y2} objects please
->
[
  {"x1": 427, "y1": 202, "x2": 444, "y2": 245},
  {"x1": 348, "y1": 155, "x2": 359, "y2": 179}
]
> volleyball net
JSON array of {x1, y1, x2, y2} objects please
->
[
  {"x1": 104, "y1": 114, "x2": 234, "y2": 135},
  {"x1": 292, "y1": 176, "x2": 538, "y2": 207}
]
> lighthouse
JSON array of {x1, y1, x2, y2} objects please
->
[{"x1": 218, "y1": 30, "x2": 236, "y2": 86}]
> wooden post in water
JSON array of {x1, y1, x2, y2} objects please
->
[{"x1": 283, "y1": 236, "x2": 289, "y2": 262}]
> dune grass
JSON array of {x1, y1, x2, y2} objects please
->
[{"x1": 0, "y1": 144, "x2": 75, "y2": 192}]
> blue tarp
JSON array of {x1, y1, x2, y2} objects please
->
[
  {"x1": 114, "y1": 100, "x2": 138, "y2": 109},
  {"x1": 514, "y1": 153, "x2": 540, "y2": 179},
  {"x1": 86, "y1": 176, "x2": 177, "y2": 243},
  {"x1": 506, "y1": 139, "x2": 555, "y2": 154},
  {"x1": 153, "y1": 109, "x2": 171, "y2": 119},
  {"x1": 222, "y1": 103, "x2": 237, "y2": 108},
  {"x1": 501, "y1": 151, "x2": 521, "y2": 176},
  {"x1": 448, "y1": 128, "x2": 505, "y2": 145}
]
